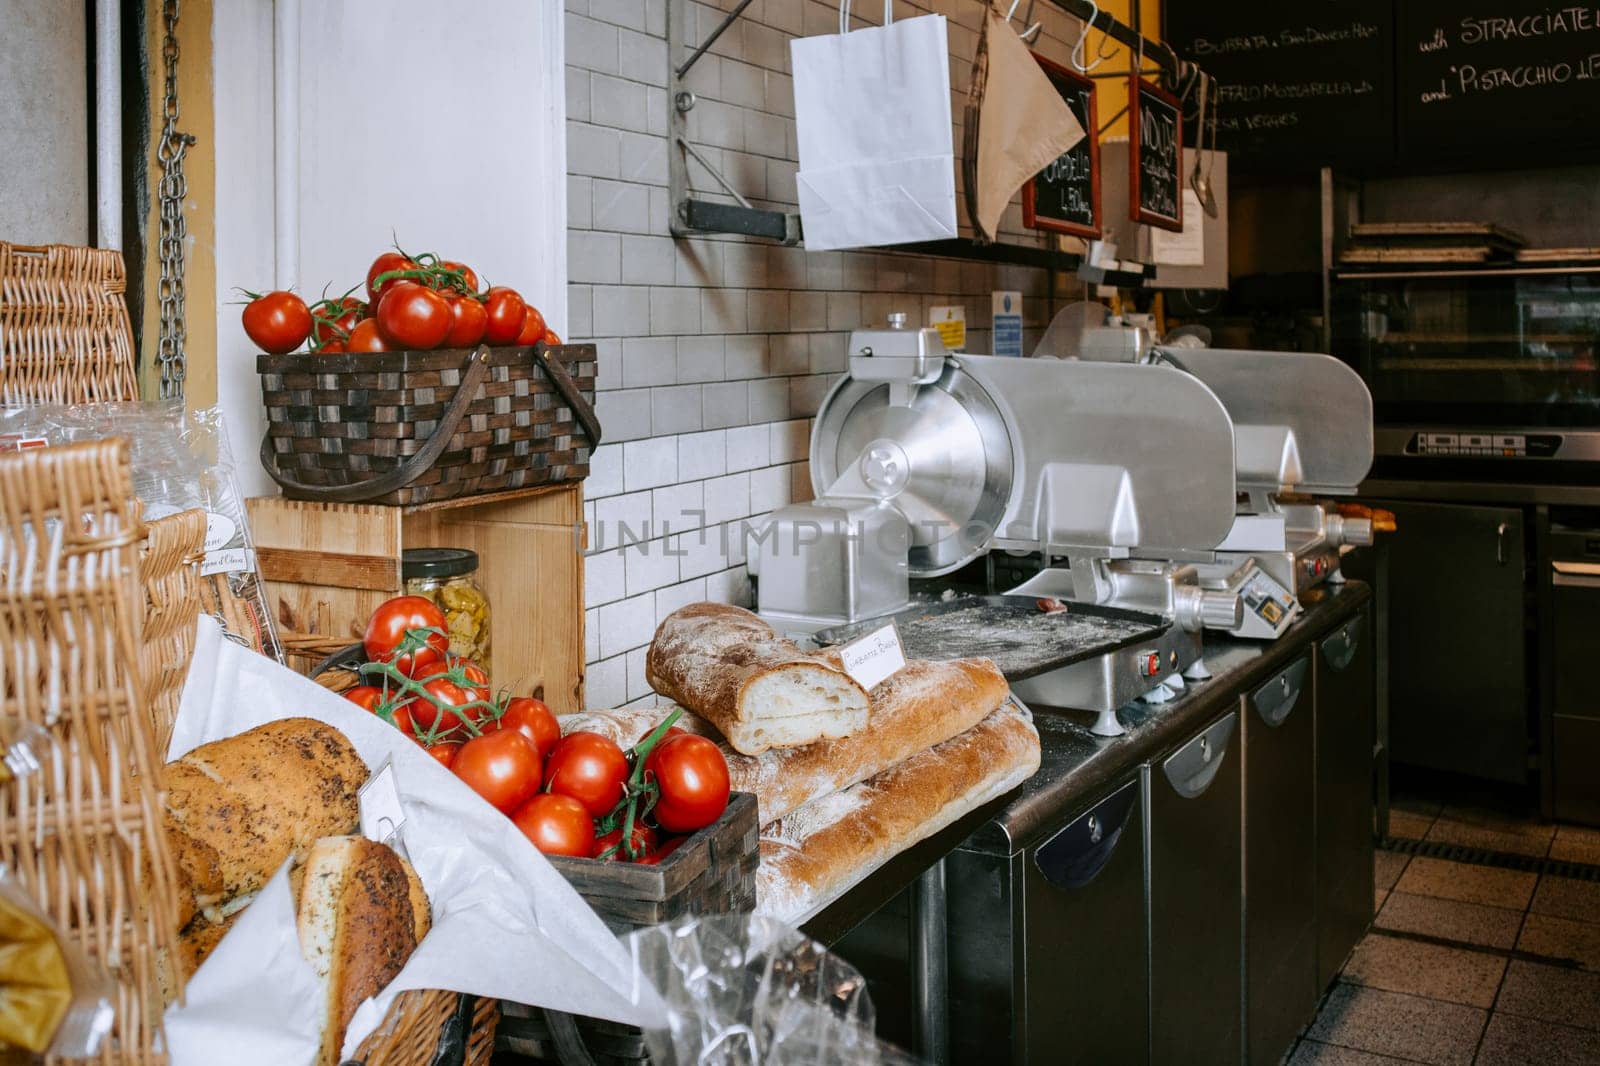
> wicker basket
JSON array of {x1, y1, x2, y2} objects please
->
[
  {"x1": 0, "y1": 440, "x2": 179, "y2": 1065},
  {"x1": 0, "y1": 242, "x2": 141, "y2": 405},
  {"x1": 356, "y1": 989, "x2": 499, "y2": 1066},
  {"x1": 258, "y1": 342, "x2": 600, "y2": 506},
  {"x1": 497, "y1": 794, "x2": 761, "y2": 1064},
  {"x1": 138, "y1": 509, "x2": 208, "y2": 754}
]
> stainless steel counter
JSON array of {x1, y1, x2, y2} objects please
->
[{"x1": 965, "y1": 580, "x2": 1371, "y2": 857}]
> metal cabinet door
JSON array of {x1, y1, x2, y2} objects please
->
[
  {"x1": 1149, "y1": 712, "x2": 1243, "y2": 1066},
  {"x1": 1373, "y1": 499, "x2": 1528, "y2": 784},
  {"x1": 1316, "y1": 609, "x2": 1376, "y2": 991},
  {"x1": 1024, "y1": 778, "x2": 1149, "y2": 1066},
  {"x1": 1552, "y1": 571, "x2": 1600, "y2": 823},
  {"x1": 1244, "y1": 655, "x2": 1317, "y2": 1066}
]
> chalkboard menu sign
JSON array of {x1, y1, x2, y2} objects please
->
[
  {"x1": 1397, "y1": 2, "x2": 1600, "y2": 166},
  {"x1": 1164, "y1": 0, "x2": 1395, "y2": 170},
  {"x1": 1130, "y1": 77, "x2": 1184, "y2": 232},
  {"x1": 1023, "y1": 53, "x2": 1101, "y2": 239}
]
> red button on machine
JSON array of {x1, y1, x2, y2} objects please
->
[{"x1": 1138, "y1": 651, "x2": 1161, "y2": 677}]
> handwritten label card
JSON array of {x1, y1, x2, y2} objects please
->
[
  {"x1": 358, "y1": 760, "x2": 407, "y2": 846},
  {"x1": 839, "y1": 624, "x2": 907, "y2": 691},
  {"x1": 1129, "y1": 76, "x2": 1183, "y2": 233}
]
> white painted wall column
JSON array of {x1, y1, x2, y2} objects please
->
[{"x1": 213, "y1": 0, "x2": 567, "y2": 497}]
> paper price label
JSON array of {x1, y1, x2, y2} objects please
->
[
  {"x1": 839, "y1": 624, "x2": 907, "y2": 691},
  {"x1": 359, "y1": 760, "x2": 407, "y2": 846},
  {"x1": 200, "y1": 546, "x2": 253, "y2": 578}
]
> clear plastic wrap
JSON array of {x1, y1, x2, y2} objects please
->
[
  {"x1": 0, "y1": 722, "x2": 115, "y2": 1058},
  {"x1": 621, "y1": 914, "x2": 921, "y2": 1066},
  {"x1": 0, "y1": 401, "x2": 283, "y2": 661}
]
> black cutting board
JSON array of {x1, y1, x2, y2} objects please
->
[{"x1": 813, "y1": 596, "x2": 1170, "y2": 683}]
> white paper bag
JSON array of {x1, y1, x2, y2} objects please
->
[
  {"x1": 162, "y1": 617, "x2": 665, "y2": 1066},
  {"x1": 791, "y1": 1, "x2": 957, "y2": 251}
]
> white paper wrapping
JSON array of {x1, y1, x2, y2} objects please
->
[{"x1": 163, "y1": 617, "x2": 664, "y2": 1065}]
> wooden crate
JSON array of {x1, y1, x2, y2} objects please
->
[
  {"x1": 247, "y1": 482, "x2": 586, "y2": 712},
  {"x1": 497, "y1": 793, "x2": 761, "y2": 1064},
  {"x1": 543, "y1": 792, "x2": 760, "y2": 928}
]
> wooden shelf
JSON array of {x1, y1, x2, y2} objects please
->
[{"x1": 248, "y1": 486, "x2": 587, "y2": 712}]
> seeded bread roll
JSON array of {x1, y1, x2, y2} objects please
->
[
  {"x1": 296, "y1": 836, "x2": 430, "y2": 1066},
  {"x1": 644, "y1": 603, "x2": 869, "y2": 754},
  {"x1": 162, "y1": 718, "x2": 369, "y2": 928}
]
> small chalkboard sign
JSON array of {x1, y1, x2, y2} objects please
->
[
  {"x1": 1129, "y1": 77, "x2": 1183, "y2": 233},
  {"x1": 1023, "y1": 53, "x2": 1101, "y2": 239}
]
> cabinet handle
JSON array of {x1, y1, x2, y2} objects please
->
[
  {"x1": 1161, "y1": 712, "x2": 1238, "y2": 799},
  {"x1": 1322, "y1": 616, "x2": 1363, "y2": 673},
  {"x1": 1034, "y1": 780, "x2": 1137, "y2": 891},
  {"x1": 1496, "y1": 521, "x2": 1508, "y2": 565},
  {"x1": 1251, "y1": 656, "x2": 1309, "y2": 728}
]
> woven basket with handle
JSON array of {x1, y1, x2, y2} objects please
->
[
  {"x1": 0, "y1": 242, "x2": 140, "y2": 404},
  {"x1": 0, "y1": 439, "x2": 180, "y2": 1065},
  {"x1": 258, "y1": 342, "x2": 601, "y2": 506}
]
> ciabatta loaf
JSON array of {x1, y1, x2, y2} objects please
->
[
  {"x1": 645, "y1": 603, "x2": 868, "y2": 754},
  {"x1": 296, "y1": 836, "x2": 430, "y2": 1066},
  {"x1": 162, "y1": 718, "x2": 368, "y2": 928},
  {"x1": 568, "y1": 655, "x2": 1009, "y2": 823},
  {"x1": 754, "y1": 700, "x2": 1041, "y2": 924}
]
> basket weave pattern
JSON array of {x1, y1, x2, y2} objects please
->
[
  {"x1": 0, "y1": 440, "x2": 179, "y2": 1065},
  {"x1": 138, "y1": 510, "x2": 208, "y2": 755},
  {"x1": 259, "y1": 346, "x2": 597, "y2": 506},
  {"x1": 357, "y1": 989, "x2": 498, "y2": 1066},
  {"x1": 0, "y1": 243, "x2": 140, "y2": 405}
]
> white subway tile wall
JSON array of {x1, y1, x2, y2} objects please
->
[{"x1": 569, "y1": 0, "x2": 1094, "y2": 708}]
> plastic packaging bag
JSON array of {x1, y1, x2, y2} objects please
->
[
  {"x1": 0, "y1": 401, "x2": 283, "y2": 661},
  {"x1": 0, "y1": 721, "x2": 115, "y2": 1057},
  {"x1": 622, "y1": 914, "x2": 921, "y2": 1066}
]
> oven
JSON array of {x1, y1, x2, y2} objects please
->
[{"x1": 1331, "y1": 264, "x2": 1600, "y2": 486}]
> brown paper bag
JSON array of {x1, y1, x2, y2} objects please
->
[{"x1": 965, "y1": 6, "x2": 1087, "y2": 241}]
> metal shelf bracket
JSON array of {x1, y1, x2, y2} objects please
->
[{"x1": 664, "y1": 0, "x2": 1201, "y2": 272}]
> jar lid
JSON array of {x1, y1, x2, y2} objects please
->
[{"x1": 402, "y1": 548, "x2": 479, "y2": 579}]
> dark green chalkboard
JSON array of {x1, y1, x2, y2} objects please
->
[
  {"x1": 1165, "y1": 0, "x2": 1396, "y2": 170},
  {"x1": 1397, "y1": 2, "x2": 1600, "y2": 167},
  {"x1": 1024, "y1": 52, "x2": 1102, "y2": 238}
]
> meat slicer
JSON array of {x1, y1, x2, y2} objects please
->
[
  {"x1": 750, "y1": 314, "x2": 1246, "y2": 728},
  {"x1": 1178, "y1": 347, "x2": 1376, "y2": 592},
  {"x1": 1063, "y1": 316, "x2": 1376, "y2": 639}
]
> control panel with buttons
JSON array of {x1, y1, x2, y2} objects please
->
[{"x1": 1407, "y1": 431, "x2": 1562, "y2": 459}]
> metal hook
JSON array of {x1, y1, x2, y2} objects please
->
[
  {"x1": 1071, "y1": 0, "x2": 1113, "y2": 72},
  {"x1": 1011, "y1": 0, "x2": 1042, "y2": 42}
]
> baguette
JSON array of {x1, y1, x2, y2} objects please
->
[
  {"x1": 162, "y1": 718, "x2": 368, "y2": 928},
  {"x1": 567, "y1": 656, "x2": 1009, "y2": 824},
  {"x1": 296, "y1": 836, "x2": 430, "y2": 1066},
  {"x1": 645, "y1": 603, "x2": 869, "y2": 754},
  {"x1": 753, "y1": 700, "x2": 1040, "y2": 925}
]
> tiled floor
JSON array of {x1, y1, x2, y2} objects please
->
[{"x1": 1286, "y1": 795, "x2": 1600, "y2": 1065}]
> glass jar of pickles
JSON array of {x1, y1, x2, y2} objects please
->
[{"x1": 402, "y1": 548, "x2": 491, "y2": 672}]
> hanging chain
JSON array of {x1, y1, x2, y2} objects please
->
[{"x1": 155, "y1": 0, "x2": 195, "y2": 401}]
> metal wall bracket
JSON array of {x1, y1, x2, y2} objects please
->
[{"x1": 664, "y1": 0, "x2": 1201, "y2": 271}]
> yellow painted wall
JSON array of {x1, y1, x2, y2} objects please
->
[
  {"x1": 140, "y1": 0, "x2": 215, "y2": 409},
  {"x1": 1091, "y1": 0, "x2": 1165, "y2": 140}
]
